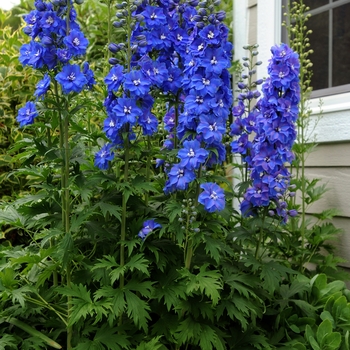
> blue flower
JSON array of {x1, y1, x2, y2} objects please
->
[
  {"x1": 19, "y1": 41, "x2": 46, "y2": 69},
  {"x1": 16, "y1": 101, "x2": 38, "y2": 127},
  {"x1": 138, "y1": 219, "x2": 161, "y2": 240},
  {"x1": 104, "y1": 65, "x2": 124, "y2": 92},
  {"x1": 111, "y1": 98, "x2": 143, "y2": 126},
  {"x1": 141, "y1": 6, "x2": 167, "y2": 28},
  {"x1": 94, "y1": 144, "x2": 114, "y2": 170},
  {"x1": 55, "y1": 64, "x2": 88, "y2": 94},
  {"x1": 82, "y1": 61, "x2": 96, "y2": 89},
  {"x1": 199, "y1": 25, "x2": 221, "y2": 45},
  {"x1": 57, "y1": 48, "x2": 73, "y2": 63},
  {"x1": 197, "y1": 115, "x2": 226, "y2": 144},
  {"x1": 138, "y1": 113, "x2": 159, "y2": 136},
  {"x1": 201, "y1": 47, "x2": 229, "y2": 75},
  {"x1": 124, "y1": 70, "x2": 151, "y2": 97},
  {"x1": 177, "y1": 139, "x2": 208, "y2": 170},
  {"x1": 163, "y1": 164, "x2": 196, "y2": 194},
  {"x1": 190, "y1": 73, "x2": 221, "y2": 96},
  {"x1": 34, "y1": 73, "x2": 51, "y2": 99},
  {"x1": 63, "y1": 29, "x2": 89, "y2": 56},
  {"x1": 198, "y1": 182, "x2": 225, "y2": 213}
]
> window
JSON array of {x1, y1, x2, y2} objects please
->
[{"x1": 283, "y1": 0, "x2": 350, "y2": 98}]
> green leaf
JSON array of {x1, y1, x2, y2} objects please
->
[
  {"x1": 126, "y1": 254, "x2": 150, "y2": 276},
  {"x1": 4, "y1": 317, "x2": 62, "y2": 349},
  {"x1": 320, "y1": 311, "x2": 335, "y2": 328},
  {"x1": 94, "y1": 324, "x2": 130, "y2": 350},
  {"x1": 323, "y1": 332, "x2": 341, "y2": 349},
  {"x1": 316, "y1": 319, "x2": 332, "y2": 345},
  {"x1": 309, "y1": 336, "x2": 321, "y2": 350},
  {"x1": 204, "y1": 235, "x2": 222, "y2": 264},
  {"x1": 199, "y1": 324, "x2": 225, "y2": 350},
  {"x1": 0, "y1": 334, "x2": 17, "y2": 350},
  {"x1": 216, "y1": 299, "x2": 248, "y2": 330},
  {"x1": 184, "y1": 265, "x2": 222, "y2": 306},
  {"x1": 98, "y1": 202, "x2": 122, "y2": 222},
  {"x1": 124, "y1": 290, "x2": 151, "y2": 332},
  {"x1": 175, "y1": 316, "x2": 202, "y2": 345},
  {"x1": 135, "y1": 336, "x2": 165, "y2": 350},
  {"x1": 292, "y1": 299, "x2": 316, "y2": 318}
]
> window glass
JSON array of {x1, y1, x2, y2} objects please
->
[
  {"x1": 308, "y1": 11, "x2": 329, "y2": 90},
  {"x1": 332, "y1": 2, "x2": 350, "y2": 87},
  {"x1": 303, "y1": 0, "x2": 329, "y2": 11}
]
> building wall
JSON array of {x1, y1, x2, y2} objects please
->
[{"x1": 233, "y1": 0, "x2": 350, "y2": 267}]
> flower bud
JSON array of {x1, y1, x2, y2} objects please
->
[
  {"x1": 288, "y1": 209, "x2": 298, "y2": 217},
  {"x1": 215, "y1": 11, "x2": 226, "y2": 21},
  {"x1": 253, "y1": 90, "x2": 261, "y2": 98},
  {"x1": 198, "y1": 8, "x2": 207, "y2": 16},
  {"x1": 138, "y1": 40, "x2": 148, "y2": 47},
  {"x1": 41, "y1": 35, "x2": 53, "y2": 45},
  {"x1": 192, "y1": 15, "x2": 202, "y2": 22},
  {"x1": 237, "y1": 82, "x2": 247, "y2": 89},
  {"x1": 189, "y1": 0, "x2": 199, "y2": 6},
  {"x1": 108, "y1": 57, "x2": 119, "y2": 65},
  {"x1": 113, "y1": 21, "x2": 123, "y2": 28},
  {"x1": 23, "y1": 26, "x2": 32, "y2": 35},
  {"x1": 35, "y1": 1, "x2": 46, "y2": 10},
  {"x1": 108, "y1": 43, "x2": 119, "y2": 53},
  {"x1": 208, "y1": 14, "x2": 216, "y2": 23},
  {"x1": 134, "y1": 14, "x2": 144, "y2": 22}
]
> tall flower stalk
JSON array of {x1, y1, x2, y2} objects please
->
[
  {"x1": 18, "y1": 0, "x2": 95, "y2": 347},
  {"x1": 231, "y1": 43, "x2": 300, "y2": 254},
  {"x1": 283, "y1": 0, "x2": 314, "y2": 267}
]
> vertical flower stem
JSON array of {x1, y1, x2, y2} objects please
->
[
  {"x1": 118, "y1": 132, "x2": 129, "y2": 328},
  {"x1": 145, "y1": 136, "x2": 151, "y2": 206},
  {"x1": 118, "y1": 3, "x2": 133, "y2": 327},
  {"x1": 63, "y1": 100, "x2": 72, "y2": 350},
  {"x1": 64, "y1": 3, "x2": 72, "y2": 348},
  {"x1": 255, "y1": 208, "x2": 267, "y2": 260}
]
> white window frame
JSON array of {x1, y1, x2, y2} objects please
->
[{"x1": 233, "y1": 0, "x2": 350, "y2": 144}]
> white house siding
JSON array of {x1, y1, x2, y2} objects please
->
[{"x1": 234, "y1": 0, "x2": 350, "y2": 267}]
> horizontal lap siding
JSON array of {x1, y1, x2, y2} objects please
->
[{"x1": 302, "y1": 141, "x2": 350, "y2": 267}]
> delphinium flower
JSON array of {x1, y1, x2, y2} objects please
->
[
  {"x1": 234, "y1": 44, "x2": 300, "y2": 222},
  {"x1": 198, "y1": 182, "x2": 225, "y2": 213},
  {"x1": 138, "y1": 219, "x2": 162, "y2": 240},
  {"x1": 94, "y1": 143, "x2": 115, "y2": 170},
  {"x1": 157, "y1": 0, "x2": 232, "y2": 207},
  {"x1": 97, "y1": 0, "x2": 174, "y2": 168},
  {"x1": 16, "y1": 101, "x2": 38, "y2": 127},
  {"x1": 17, "y1": 0, "x2": 95, "y2": 127}
]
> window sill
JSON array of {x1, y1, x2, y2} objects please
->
[{"x1": 309, "y1": 91, "x2": 350, "y2": 115}]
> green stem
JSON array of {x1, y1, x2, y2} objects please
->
[
  {"x1": 145, "y1": 136, "x2": 151, "y2": 206},
  {"x1": 119, "y1": 133, "x2": 130, "y2": 329},
  {"x1": 255, "y1": 209, "x2": 267, "y2": 260}
]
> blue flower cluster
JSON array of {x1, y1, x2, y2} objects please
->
[
  {"x1": 231, "y1": 44, "x2": 300, "y2": 222},
  {"x1": 138, "y1": 219, "x2": 161, "y2": 240},
  {"x1": 97, "y1": 0, "x2": 229, "y2": 213},
  {"x1": 17, "y1": 0, "x2": 95, "y2": 127}
]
